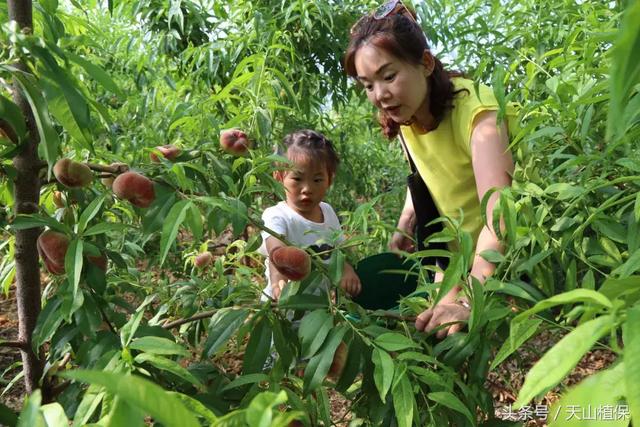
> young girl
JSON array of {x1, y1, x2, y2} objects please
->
[
  {"x1": 345, "y1": 1, "x2": 517, "y2": 337},
  {"x1": 259, "y1": 129, "x2": 361, "y2": 300}
]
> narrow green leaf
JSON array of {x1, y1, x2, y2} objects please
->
[
  {"x1": 12, "y1": 70, "x2": 60, "y2": 177},
  {"x1": 599, "y1": 276, "x2": 640, "y2": 300},
  {"x1": 614, "y1": 249, "x2": 640, "y2": 278},
  {"x1": 515, "y1": 315, "x2": 614, "y2": 408},
  {"x1": 129, "y1": 336, "x2": 189, "y2": 357},
  {"x1": 299, "y1": 309, "x2": 332, "y2": 358},
  {"x1": 245, "y1": 391, "x2": 287, "y2": 427},
  {"x1": 168, "y1": 392, "x2": 218, "y2": 423},
  {"x1": 66, "y1": 52, "x2": 124, "y2": 97},
  {"x1": 428, "y1": 391, "x2": 475, "y2": 425},
  {"x1": 16, "y1": 389, "x2": 44, "y2": 427},
  {"x1": 203, "y1": 308, "x2": 249, "y2": 358},
  {"x1": 625, "y1": 306, "x2": 640, "y2": 424},
  {"x1": 221, "y1": 373, "x2": 269, "y2": 392},
  {"x1": 64, "y1": 239, "x2": 83, "y2": 301},
  {"x1": 434, "y1": 254, "x2": 463, "y2": 306},
  {"x1": 77, "y1": 196, "x2": 105, "y2": 235},
  {"x1": 513, "y1": 289, "x2": 613, "y2": 326},
  {"x1": 32, "y1": 297, "x2": 63, "y2": 349},
  {"x1": 372, "y1": 348, "x2": 394, "y2": 402},
  {"x1": 243, "y1": 316, "x2": 272, "y2": 374},
  {"x1": 105, "y1": 396, "x2": 144, "y2": 427},
  {"x1": 392, "y1": 374, "x2": 414, "y2": 427},
  {"x1": 491, "y1": 318, "x2": 543, "y2": 370},
  {"x1": 134, "y1": 354, "x2": 203, "y2": 388},
  {"x1": 374, "y1": 333, "x2": 419, "y2": 352},
  {"x1": 0, "y1": 94, "x2": 26, "y2": 140},
  {"x1": 61, "y1": 370, "x2": 200, "y2": 427},
  {"x1": 83, "y1": 222, "x2": 128, "y2": 237},
  {"x1": 40, "y1": 403, "x2": 69, "y2": 427},
  {"x1": 159, "y1": 200, "x2": 191, "y2": 266},
  {"x1": 11, "y1": 214, "x2": 71, "y2": 234},
  {"x1": 303, "y1": 326, "x2": 347, "y2": 395},
  {"x1": 549, "y1": 362, "x2": 627, "y2": 427},
  {"x1": 0, "y1": 401, "x2": 18, "y2": 427}
]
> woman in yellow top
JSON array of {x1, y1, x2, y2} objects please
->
[{"x1": 344, "y1": 0, "x2": 516, "y2": 338}]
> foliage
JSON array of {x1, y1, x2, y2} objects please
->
[{"x1": 1, "y1": 0, "x2": 639, "y2": 426}]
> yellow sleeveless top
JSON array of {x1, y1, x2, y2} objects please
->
[{"x1": 400, "y1": 77, "x2": 518, "y2": 248}]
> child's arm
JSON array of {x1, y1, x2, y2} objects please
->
[
  {"x1": 265, "y1": 236, "x2": 288, "y2": 300},
  {"x1": 340, "y1": 262, "x2": 361, "y2": 297}
]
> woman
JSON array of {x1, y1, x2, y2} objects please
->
[{"x1": 344, "y1": 0, "x2": 516, "y2": 338}]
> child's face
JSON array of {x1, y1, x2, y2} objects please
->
[{"x1": 279, "y1": 157, "x2": 332, "y2": 220}]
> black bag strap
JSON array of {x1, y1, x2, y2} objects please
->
[{"x1": 397, "y1": 130, "x2": 417, "y2": 174}]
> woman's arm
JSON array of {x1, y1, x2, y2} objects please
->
[
  {"x1": 415, "y1": 109, "x2": 514, "y2": 337},
  {"x1": 389, "y1": 188, "x2": 417, "y2": 252}
]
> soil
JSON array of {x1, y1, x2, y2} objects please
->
[{"x1": 0, "y1": 284, "x2": 617, "y2": 426}]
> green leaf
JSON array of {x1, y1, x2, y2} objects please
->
[
  {"x1": 16, "y1": 389, "x2": 44, "y2": 427},
  {"x1": 428, "y1": 391, "x2": 475, "y2": 425},
  {"x1": 120, "y1": 310, "x2": 145, "y2": 348},
  {"x1": 372, "y1": 348, "x2": 394, "y2": 402},
  {"x1": 479, "y1": 249, "x2": 505, "y2": 263},
  {"x1": 514, "y1": 315, "x2": 614, "y2": 408},
  {"x1": 303, "y1": 326, "x2": 347, "y2": 395},
  {"x1": 60, "y1": 370, "x2": 200, "y2": 427},
  {"x1": 392, "y1": 374, "x2": 414, "y2": 427},
  {"x1": 328, "y1": 249, "x2": 345, "y2": 286},
  {"x1": 83, "y1": 222, "x2": 128, "y2": 237},
  {"x1": 0, "y1": 401, "x2": 17, "y2": 427},
  {"x1": 221, "y1": 373, "x2": 269, "y2": 392},
  {"x1": 299, "y1": 309, "x2": 332, "y2": 358},
  {"x1": 548, "y1": 362, "x2": 627, "y2": 427},
  {"x1": 374, "y1": 333, "x2": 419, "y2": 352},
  {"x1": 243, "y1": 316, "x2": 272, "y2": 374},
  {"x1": 625, "y1": 306, "x2": 640, "y2": 424},
  {"x1": 245, "y1": 391, "x2": 288, "y2": 427},
  {"x1": 203, "y1": 308, "x2": 249, "y2": 358},
  {"x1": 513, "y1": 289, "x2": 613, "y2": 326},
  {"x1": 32, "y1": 296, "x2": 63, "y2": 349},
  {"x1": 66, "y1": 51, "x2": 124, "y2": 97},
  {"x1": 168, "y1": 392, "x2": 218, "y2": 423},
  {"x1": 11, "y1": 214, "x2": 71, "y2": 234},
  {"x1": 0, "y1": 94, "x2": 26, "y2": 140},
  {"x1": 11, "y1": 68, "x2": 61, "y2": 177},
  {"x1": 434, "y1": 253, "x2": 464, "y2": 306},
  {"x1": 185, "y1": 203, "x2": 203, "y2": 242},
  {"x1": 64, "y1": 239, "x2": 83, "y2": 301},
  {"x1": 129, "y1": 336, "x2": 189, "y2": 357},
  {"x1": 599, "y1": 276, "x2": 640, "y2": 300},
  {"x1": 635, "y1": 193, "x2": 640, "y2": 223},
  {"x1": 613, "y1": 249, "x2": 640, "y2": 278},
  {"x1": 40, "y1": 402, "x2": 69, "y2": 427},
  {"x1": 105, "y1": 396, "x2": 145, "y2": 427},
  {"x1": 133, "y1": 354, "x2": 203, "y2": 388},
  {"x1": 159, "y1": 200, "x2": 191, "y2": 266},
  {"x1": 77, "y1": 196, "x2": 105, "y2": 234},
  {"x1": 491, "y1": 318, "x2": 543, "y2": 370}
]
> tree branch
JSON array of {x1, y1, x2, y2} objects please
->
[
  {"x1": 0, "y1": 340, "x2": 29, "y2": 351},
  {"x1": 162, "y1": 309, "x2": 218, "y2": 329}
]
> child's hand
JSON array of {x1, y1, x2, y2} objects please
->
[
  {"x1": 340, "y1": 263, "x2": 362, "y2": 297},
  {"x1": 272, "y1": 279, "x2": 287, "y2": 301}
]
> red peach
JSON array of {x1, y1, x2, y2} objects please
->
[
  {"x1": 150, "y1": 144, "x2": 181, "y2": 162},
  {"x1": 53, "y1": 158, "x2": 93, "y2": 188},
  {"x1": 88, "y1": 254, "x2": 108, "y2": 272},
  {"x1": 194, "y1": 252, "x2": 214, "y2": 269},
  {"x1": 37, "y1": 230, "x2": 70, "y2": 275},
  {"x1": 219, "y1": 129, "x2": 251, "y2": 156},
  {"x1": 269, "y1": 246, "x2": 311, "y2": 281},
  {"x1": 112, "y1": 172, "x2": 155, "y2": 208}
]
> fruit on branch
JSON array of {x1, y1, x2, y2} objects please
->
[
  {"x1": 53, "y1": 158, "x2": 93, "y2": 188},
  {"x1": 150, "y1": 144, "x2": 181, "y2": 162},
  {"x1": 112, "y1": 172, "x2": 155, "y2": 208},
  {"x1": 327, "y1": 341, "x2": 348, "y2": 380},
  {"x1": 52, "y1": 191, "x2": 65, "y2": 208},
  {"x1": 194, "y1": 252, "x2": 214, "y2": 269},
  {"x1": 37, "y1": 230, "x2": 70, "y2": 275},
  {"x1": 269, "y1": 246, "x2": 311, "y2": 281},
  {"x1": 288, "y1": 421, "x2": 304, "y2": 427},
  {"x1": 220, "y1": 129, "x2": 251, "y2": 155}
]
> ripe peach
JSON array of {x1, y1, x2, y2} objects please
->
[
  {"x1": 219, "y1": 129, "x2": 251, "y2": 156},
  {"x1": 53, "y1": 158, "x2": 93, "y2": 188},
  {"x1": 194, "y1": 252, "x2": 214, "y2": 269},
  {"x1": 52, "y1": 191, "x2": 65, "y2": 208},
  {"x1": 269, "y1": 246, "x2": 311, "y2": 281},
  {"x1": 327, "y1": 341, "x2": 348, "y2": 380},
  {"x1": 150, "y1": 144, "x2": 181, "y2": 162},
  {"x1": 112, "y1": 172, "x2": 155, "y2": 208},
  {"x1": 37, "y1": 230, "x2": 70, "y2": 275}
]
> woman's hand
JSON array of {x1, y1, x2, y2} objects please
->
[
  {"x1": 389, "y1": 231, "x2": 415, "y2": 253},
  {"x1": 340, "y1": 262, "x2": 362, "y2": 296},
  {"x1": 415, "y1": 301, "x2": 470, "y2": 339},
  {"x1": 271, "y1": 279, "x2": 287, "y2": 301}
]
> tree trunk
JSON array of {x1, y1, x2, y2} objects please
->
[{"x1": 7, "y1": 0, "x2": 44, "y2": 396}]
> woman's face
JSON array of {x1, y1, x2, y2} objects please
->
[{"x1": 354, "y1": 43, "x2": 429, "y2": 124}]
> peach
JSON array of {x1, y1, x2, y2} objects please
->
[
  {"x1": 150, "y1": 145, "x2": 181, "y2": 162},
  {"x1": 53, "y1": 158, "x2": 93, "y2": 188},
  {"x1": 194, "y1": 252, "x2": 214, "y2": 269},
  {"x1": 327, "y1": 341, "x2": 348, "y2": 381},
  {"x1": 112, "y1": 172, "x2": 155, "y2": 208},
  {"x1": 269, "y1": 246, "x2": 311, "y2": 281},
  {"x1": 37, "y1": 230, "x2": 70, "y2": 275},
  {"x1": 219, "y1": 129, "x2": 251, "y2": 156}
]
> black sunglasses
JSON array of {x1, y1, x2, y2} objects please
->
[{"x1": 351, "y1": 0, "x2": 418, "y2": 35}]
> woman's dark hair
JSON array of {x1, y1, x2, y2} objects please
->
[
  {"x1": 276, "y1": 129, "x2": 340, "y2": 177},
  {"x1": 344, "y1": 12, "x2": 465, "y2": 139}
]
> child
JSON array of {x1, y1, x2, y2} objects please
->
[{"x1": 259, "y1": 129, "x2": 361, "y2": 300}]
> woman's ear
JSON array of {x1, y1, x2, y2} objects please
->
[{"x1": 422, "y1": 50, "x2": 435, "y2": 76}]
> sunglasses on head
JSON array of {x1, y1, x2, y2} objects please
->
[{"x1": 351, "y1": 0, "x2": 417, "y2": 35}]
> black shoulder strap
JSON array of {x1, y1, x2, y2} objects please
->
[{"x1": 397, "y1": 130, "x2": 417, "y2": 174}]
